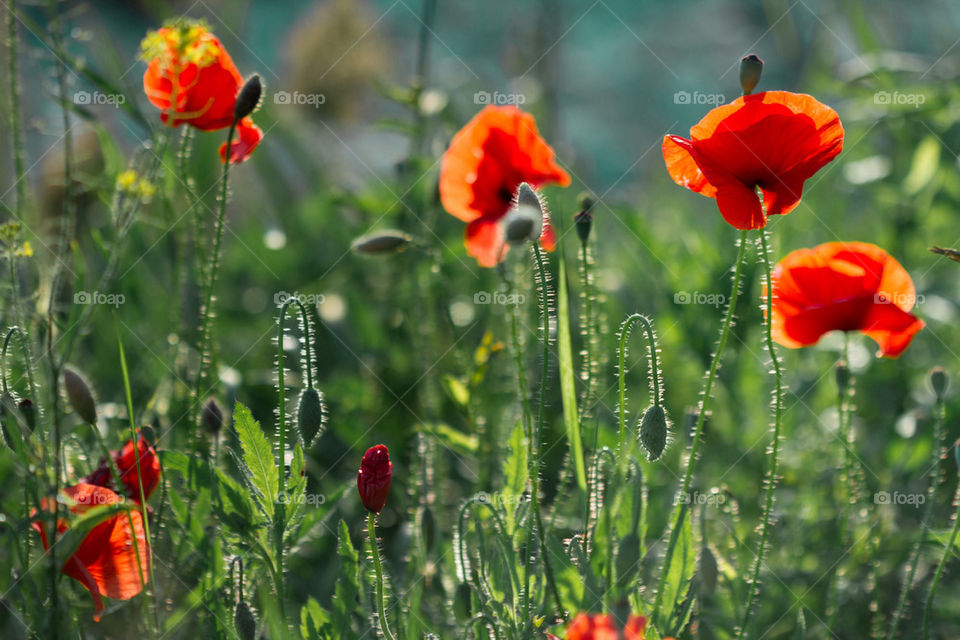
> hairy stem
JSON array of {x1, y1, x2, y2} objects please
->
[{"x1": 368, "y1": 512, "x2": 397, "y2": 640}]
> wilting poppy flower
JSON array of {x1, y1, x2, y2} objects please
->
[
  {"x1": 770, "y1": 242, "x2": 924, "y2": 357},
  {"x1": 32, "y1": 483, "x2": 150, "y2": 621},
  {"x1": 357, "y1": 444, "x2": 392, "y2": 513},
  {"x1": 663, "y1": 91, "x2": 843, "y2": 229},
  {"x1": 440, "y1": 105, "x2": 571, "y2": 266},
  {"x1": 141, "y1": 19, "x2": 262, "y2": 163},
  {"x1": 84, "y1": 433, "x2": 161, "y2": 505},
  {"x1": 547, "y1": 613, "x2": 651, "y2": 640}
]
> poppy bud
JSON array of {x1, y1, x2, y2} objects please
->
[
  {"x1": 639, "y1": 404, "x2": 669, "y2": 461},
  {"x1": 574, "y1": 192, "x2": 595, "y2": 245},
  {"x1": 835, "y1": 360, "x2": 850, "y2": 392},
  {"x1": 297, "y1": 387, "x2": 325, "y2": 446},
  {"x1": 234, "y1": 74, "x2": 262, "y2": 122},
  {"x1": 233, "y1": 600, "x2": 257, "y2": 640},
  {"x1": 357, "y1": 444, "x2": 392, "y2": 513},
  {"x1": 202, "y1": 398, "x2": 225, "y2": 435},
  {"x1": 419, "y1": 504, "x2": 436, "y2": 552},
  {"x1": 63, "y1": 368, "x2": 97, "y2": 424},
  {"x1": 503, "y1": 182, "x2": 544, "y2": 246},
  {"x1": 739, "y1": 54, "x2": 763, "y2": 95},
  {"x1": 615, "y1": 532, "x2": 641, "y2": 590},
  {"x1": 699, "y1": 544, "x2": 719, "y2": 596},
  {"x1": 453, "y1": 582, "x2": 472, "y2": 621},
  {"x1": 17, "y1": 398, "x2": 35, "y2": 432},
  {"x1": 930, "y1": 246, "x2": 960, "y2": 263},
  {"x1": 930, "y1": 367, "x2": 949, "y2": 402},
  {"x1": 351, "y1": 230, "x2": 413, "y2": 255}
]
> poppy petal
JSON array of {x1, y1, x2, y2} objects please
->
[
  {"x1": 219, "y1": 117, "x2": 263, "y2": 164},
  {"x1": 662, "y1": 135, "x2": 717, "y2": 197},
  {"x1": 465, "y1": 216, "x2": 506, "y2": 267}
]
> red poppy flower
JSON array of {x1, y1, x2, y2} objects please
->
[
  {"x1": 550, "y1": 613, "x2": 649, "y2": 640},
  {"x1": 440, "y1": 105, "x2": 571, "y2": 266},
  {"x1": 663, "y1": 91, "x2": 843, "y2": 229},
  {"x1": 141, "y1": 20, "x2": 262, "y2": 163},
  {"x1": 32, "y1": 483, "x2": 150, "y2": 621},
  {"x1": 357, "y1": 444, "x2": 392, "y2": 513},
  {"x1": 84, "y1": 433, "x2": 161, "y2": 505},
  {"x1": 770, "y1": 242, "x2": 925, "y2": 357}
]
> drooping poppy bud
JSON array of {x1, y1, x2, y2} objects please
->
[
  {"x1": 202, "y1": 398, "x2": 225, "y2": 434},
  {"x1": 930, "y1": 367, "x2": 949, "y2": 402},
  {"x1": 739, "y1": 54, "x2": 763, "y2": 95},
  {"x1": 351, "y1": 230, "x2": 413, "y2": 255},
  {"x1": 296, "y1": 387, "x2": 325, "y2": 446},
  {"x1": 638, "y1": 404, "x2": 669, "y2": 461},
  {"x1": 357, "y1": 444, "x2": 392, "y2": 513},
  {"x1": 17, "y1": 398, "x2": 35, "y2": 432},
  {"x1": 234, "y1": 74, "x2": 262, "y2": 122},
  {"x1": 503, "y1": 182, "x2": 545, "y2": 247},
  {"x1": 699, "y1": 544, "x2": 719, "y2": 596},
  {"x1": 234, "y1": 600, "x2": 257, "y2": 640},
  {"x1": 63, "y1": 368, "x2": 97, "y2": 424}
]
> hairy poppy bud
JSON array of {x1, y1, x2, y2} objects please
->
[
  {"x1": 615, "y1": 532, "x2": 641, "y2": 590},
  {"x1": 503, "y1": 182, "x2": 544, "y2": 246},
  {"x1": 575, "y1": 193, "x2": 595, "y2": 245},
  {"x1": 739, "y1": 54, "x2": 763, "y2": 95},
  {"x1": 699, "y1": 544, "x2": 719, "y2": 596},
  {"x1": 453, "y1": 582, "x2": 472, "y2": 621},
  {"x1": 639, "y1": 404, "x2": 669, "y2": 461},
  {"x1": 233, "y1": 600, "x2": 257, "y2": 640},
  {"x1": 419, "y1": 505, "x2": 436, "y2": 552},
  {"x1": 17, "y1": 398, "x2": 35, "y2": 432},
  {"x1": 835, "y1": 360, "x2": 850, "y2": 392},
  {"x1": 297, "y1": 387, "x2": 325, "y2": 446},
  {"x1": 63, "y1": 368, "x2": 97, "y2": 424},
  {"x1": 234, "y1": 74, "x2": 262, "y2": 122},
  {"x1": 930, "y1": 367, "x2": 949, "y2": 402},
  {"x1": 357, "y1": 444, "x2": 392, "y2": 513},
  {"x1": 351, "y1": 230, "x2": 413, "y2": 255},
  {"x1": 202, "y1": 398, "x2": 225, "y2": 434}
]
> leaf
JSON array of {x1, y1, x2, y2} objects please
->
[
  {"x1": 547, "y1": 533, "x2": 584, "y2": 611},
  {"x1": 233, "y1": 402, "x2": 277, "y2": 519},
  {"x1": 501, "y1": 420, "x2": 528, "y2": 535},
  {"x1": 557, "y1": 261, "x2": 588, "y2": 492},
  {"x1": 654, "y1": 505, "x2": 696, "y2": 634},
  {"x1": 333, "y1": 519, "x2": 361, "y2": 632},
  {"x1": 425, "y1": 423, "x2": 477, "y2": 455},
  {"x1": 300, "y1": 597, "x2": 336, "y2": 640},
  {"x1": 442, "y1": 375, "x2": 471, "y2": 407}
]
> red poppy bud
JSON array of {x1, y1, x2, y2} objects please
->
[
  {"x1": 357, "y1": 444, "x2": 392, "y2": 513},
  {"x1": 739, "y1": 54, "x2": 764, "y2": 95}
]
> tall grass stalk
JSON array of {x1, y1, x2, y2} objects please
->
[{"x1": 922, "y1": 441, "x2": 960, "y2": 639}]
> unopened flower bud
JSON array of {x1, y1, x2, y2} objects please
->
[
  {"x1": 835, "y1": 360, "x2": 851, "y2": 392},
  {"x1": 357, "y1": 444, "x2": 392, "y2": 513},
  {"x1": 739, "y1": 54, "x2": 764, "y2": 95},
  {"x1": 503, "y1": 182, "x2": 544, "y2": 246},
  {"x1": 297, "y1": 387, "x2": 325, "y2": 446},
  {"x1": 351, "y1": 230, "x2": 412, "y2": 255},
  {"x1": 639, "y1": 404, "x2": 669, "y2": 461},
  {"x1": 419, "y1": 505, "x2": 436, "y2": 552},
  {"x1": 453, "y1": 583, "x2": 472, "y2": 621},
  {"x1": 234, "y1": 74, "x2": 262, "y2": 122},
  {"x1": 615, "y1": 532, "x2": 641, "y2": 590},
  {"x1": 63, "y1": 368, "x2": 97, "y2": 424},
  {"x1": 202, "y1": 398, "x2": 224, "y2": 434},
  {"x1": 699, "y1": 544, "x2": 719, "y2": 596},
  {"x1": 930, "y1": 367, "x2": 949, "y2": 402},
  {"x1": 233, "y1": 600, "x2": 257, "y2": 640},
  {"x1": 17, "y1": 398, "x2": 35, "y2": 432}
]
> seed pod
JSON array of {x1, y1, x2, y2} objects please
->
[
  {"x1": 17, "y1": 398, "x2": 35, "y2": 432},
  {"x1": 639, "y1": 405, "x2": 668, "y2": 461},
  {"x1": 297, "y1": 387, "x2": 325, "y2": 446},
  {"x1": 233, "y1": 600, "x2": 257, "y2": 640},
  {"x1": 930, "y1": 367, "x2": 949, "y2": 402},
  {"x1": 351, "y1": 230, "x2": 412, "y2": 255},
  {"x1": 63, "y1": 368, "x2": 97, "y2": 424},
  {"x1": 453, "y1": 582, "x2": 472, "y2": 621},
  {"x1": 614, "y1": 532, "x2": 641, "y2": 591},
  {"x1": 739, "y1": 54, "x2": 763, "y2": 95},
  {"x1": 201, "y1": 398, "x2": 225, "y2": 434},
  {"x1": 699, "y1": 544, "x2": 719, "y2": 596},
  {"x1": 234, "y1": 74, "x2": 262, "y2": 122}
]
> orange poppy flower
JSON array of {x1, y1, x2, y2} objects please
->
[
  {"x1": 440, "y1": 105, "x2": 571, "y2": 266},
  {"x1": 770, "y1": 242, "x2": 924, "y2": 357},
  {"x1": 141, "y1": 19, "x2": 262, "y2": 163},
  {"x1": 663, "y1": 91, "x2": 843, "y2": 229},
  {"x1": 545, "y1": 613, "x2": 649, "y2": 640},
  {"x1": 32, "y1": 484, "x2": 150, "y2": 621},
  {"x1": 84, "y1": 433, "x2": 161, "y2": 505}
]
